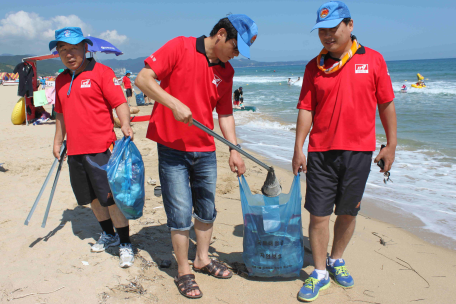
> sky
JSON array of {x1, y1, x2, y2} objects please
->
[{"x1": 0, "y1": 0, "x2": 455, "y2": 62}]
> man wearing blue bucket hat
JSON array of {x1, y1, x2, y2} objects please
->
[
  {"x1": 136, "y1": 14, "x2": 257, "y2": 299},
  {"x1": 292, "y1": 2, "x2": 397, "y2": 301},
  {"x1": 50, "y1": 27, "x2": 136, "y2": 269}
]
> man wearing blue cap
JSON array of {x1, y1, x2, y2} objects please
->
[
  {"x1": 136, "y1": 14, "x2": 257, "y2": 299},
  {"x1": 292, "y1": 1, "x2": 397, "y2": 301},
  {"x1": 50, "y1": 27, "x2": 136, "y2": 269}
]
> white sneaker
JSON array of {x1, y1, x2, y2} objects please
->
[
  {"x1": 119, "y1": 243, "x2": 134, "y2": 268},
  {"x1": 91, "y1": 232, "x2": 120, "y2": 252}
]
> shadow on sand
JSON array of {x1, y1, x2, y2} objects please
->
[{"x1": 29, "y1": 206, "x2": 101, "y2": 248}]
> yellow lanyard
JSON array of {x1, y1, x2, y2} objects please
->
[{"x1": 316, "y1": 39, "x2": 361, "y2": 74}]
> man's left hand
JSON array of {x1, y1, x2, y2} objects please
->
[
  {"x1": 374, "y1": 144, "x2": 396, "y2": 172},
  {"x1": 229, "y1": 151, "x2": 246, "y2": 177},
  {"x1": 121, "y1": 124, "x2": 134, "y2": 141}
]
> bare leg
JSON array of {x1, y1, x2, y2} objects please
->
[
  {"x1": 309, "y1": 214, "x2": 331, "y2": 270},
  {"x1": 193, "y1": 220, "x2": 230, "y2": 277},
  {"x1": 171, "y1": 230, "x2": 200, "y2": 297},
  {"x1": 330, "y1": 215, "x2": 356, "y2": 259},
  {"x1": 108, "y1": 204, "x2": 129, "y2": 228},
  {"x1": 91, "y1": 199, "x2": 110, "y2": 221}
]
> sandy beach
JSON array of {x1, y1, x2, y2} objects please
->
[{"x1": 1, "y1": 85, "x2": 455, "y2": 303}]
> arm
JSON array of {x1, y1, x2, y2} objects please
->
[
  {"x1": 115, "y1": 103, "x2": 134, "y2": 140},
  {"x1": 53, "y1": 113, "x2": 66, "y2": 160},
  {"x1": 218, "y1": 114, "x2": 246, "y2": 176},
  {"x1": 135, "y1": 65, "x2": 193, "y2": 125},
  {"x1": 374, "y1": 101, "x2": 397, "y2": 172},
  {"x1": 292, "y1": 109, "x2": 314, "y2": 175}
]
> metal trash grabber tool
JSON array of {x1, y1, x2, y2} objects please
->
[
  {"x1": 192, "y1": 119, "x2": 281, "y2": 197},
  {"x1": 24, "y1": 141, "x2": 67, "y2": 226}
]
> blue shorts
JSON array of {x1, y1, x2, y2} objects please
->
[{"x1": 157, "y1": 144, "x2": 217, "y2": 231}]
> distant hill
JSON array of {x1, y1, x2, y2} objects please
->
[
  {"x1": 0, "y1": 55, "x2": 65, "y2": 76},
  {"x1": 0, "y1": 62, "x2": 15, "y2": 73},
  {"x1": 0, "y1": 55, "x2": 308, "y2": 76},
  {"x1": 230, "y1": 58, "x2": 308, "y2": 68}
]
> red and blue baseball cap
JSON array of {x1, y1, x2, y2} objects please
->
[
  {"x1": 49, "y1": 27, "x2": 93, "y2": 51},
  {"x1": 311, "y1": 1, "x2": 351, "y2": 32},
  {"x1": 227, "y1": 14, "x2": 258, "y2": 59}
]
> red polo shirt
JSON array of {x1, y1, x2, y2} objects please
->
[
  {"x1": 297, "y1": 46, "x2": 395, "y2": 152},
  {"x1": 55, "y1": 59, "x2": 126, "y2": 155},
  {"x1": 122, "y1": 76, "x2": 131, "y2": 89},
  {"x1": 144, "y1": 36, "x2": 234, "y2": 152}
]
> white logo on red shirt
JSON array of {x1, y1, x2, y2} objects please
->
[
  {"x1": 81, "y1": 79, "x2": 91, "y2": 88},
  {"x1": 355, "y1": 64, "x2": 369, "y2": 73},
  {"x1": 150, "y1": 55, "x2": 157, "y2": 62},
  {"x1": 212, "y1": 74, "x2": 222, "y2": 87},
  {"x1": 113, "y1": 77, "x2": 121, "y2": 86}
]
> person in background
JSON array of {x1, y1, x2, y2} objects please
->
[
  {"x1": 233, "y1": 86, "x2": 243, "y2": 107},
  {"x1": 143, "y1": 93, "x2": 153, "y2": 105},
  {"x1": 239, "y1": 96, "x2": 245, "y2": 109},
  {"x1": 50, "y1": 27, "x2": 135, "y2": 269},
  {"x1": 288, "y1": 77, "x2": 293, "y2": 85},
  {"x1": 122, "y1": 70, "x2": 133, "y2": 105},
  {"x1": 292, "y1": 1, "x2": 397, "y2": 302}
]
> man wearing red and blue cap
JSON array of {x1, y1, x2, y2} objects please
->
[
  {"x1": 136, "y1": 14, "x2": 257, "y2": 299},
  {"x1": 50, "y1": 27, "x2": 136, "y2": 269},
  {"x1": 292, "y1": 2, "x2": 397, "y2": 301}
]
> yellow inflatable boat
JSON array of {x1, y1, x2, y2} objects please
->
[
  {"x1": 411, "y1": 84, "x2": 426, "y2": 89},
  {"x1": 412, "y1": 73, "x2": 426, "y2": 88}
]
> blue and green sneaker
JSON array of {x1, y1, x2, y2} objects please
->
[
  {"x1": 326, "y1": 258, "x2": 354, "y2": 288},
  {"x1": 297, "y1": 270, "x2": 330, "y2": 302}
]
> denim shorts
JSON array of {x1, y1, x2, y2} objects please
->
[{"x1": 157, "y1": 143, "x2": 217, "y2": 231}]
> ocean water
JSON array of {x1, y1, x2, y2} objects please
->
[{"x1": 230, "y1": 58, "x2": 456, "y2": 248}]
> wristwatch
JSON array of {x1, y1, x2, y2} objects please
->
[{"x1": 229, "y1": 144, "x2": 241, "y2": 152}]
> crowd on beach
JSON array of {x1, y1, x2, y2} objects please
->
[{"x1": 41, "y1": 1, "x2": 397, "y2": 302}]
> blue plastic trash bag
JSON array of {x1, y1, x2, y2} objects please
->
[
  {"x1": 239, "y1": 174, "x2": 304, "y2": 277},
  {"x1": 105, "y1": 137, "x2": 145, "y2": 219},
  {"x1": 136, "y1": 93, "x2": 145, "y2": 105}
]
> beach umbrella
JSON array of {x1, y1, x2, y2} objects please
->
[{"x1": 52, "y1": 35, "x2": 123, "y2": 56}]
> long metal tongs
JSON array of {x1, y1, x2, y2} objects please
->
[
  {"x1": 25, "y1": 141, "x2": 67, "y2": 227},
  {"x1": 193, "y1": 120, "x2": 282, "y2": 197}
]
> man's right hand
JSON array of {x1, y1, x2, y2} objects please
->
[
  {"x1": 53, "y1": 142, "x2": 66, "y2": 161},
  {"x1": 172, "y1": 102, "x2": 193, "y2": 126},
  {"x1": 292, "y1": 150, "x2": 307, "y2": 175}
]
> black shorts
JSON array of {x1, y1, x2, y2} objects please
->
[
  {"x1": 126, "y1": 88, "x2": 132, "y2": 97},
  {"x1": 305, "y1": 150, "x2": 372, "y2": 217},
  {"x1": 68, "y1": 148, "x2": 115, "y2": 207}
]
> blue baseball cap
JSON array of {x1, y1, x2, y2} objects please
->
[
  {"x1": 227, "y1": 14, "x2": 258, "y2": 59},
  {"x1": 49, "y1": 27, "x2": 93, "y2": 51},
  {"x1": 311, "y1": 1, "x2": 351, "y2": 32},
  {"x1": 125, "y1": 70, "x2": 131, "y2": 75}
]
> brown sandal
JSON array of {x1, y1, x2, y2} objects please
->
[
  {"x1": 193, "y1": 260, "x2": 233, "y2": 279},
  {"x1": 174, "y1": 274, "x2": 203, "y2": 299}
]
